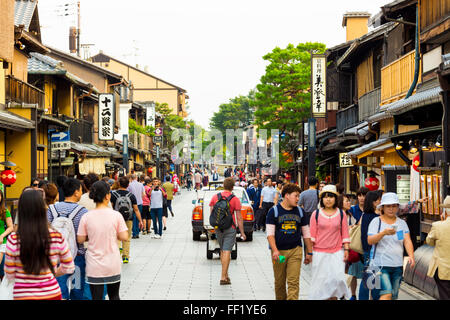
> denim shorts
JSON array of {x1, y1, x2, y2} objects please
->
[{"x1": 379, "y1": 266, "x2": 403, "y2": 299}]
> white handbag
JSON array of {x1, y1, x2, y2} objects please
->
[{"x1": 0, "y1": 277, "x2": 14, "y2": 300}]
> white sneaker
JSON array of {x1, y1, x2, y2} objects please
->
[
  {"x1": 155, "y1": 234, "x2": 161, "y2": 239},
  {"x1": 151, "y1": 234, "x2": 156, "y2": 239}
]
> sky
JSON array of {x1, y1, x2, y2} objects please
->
[{"x1": 38, "y1": 0, "x2": 389, "y2": 129}]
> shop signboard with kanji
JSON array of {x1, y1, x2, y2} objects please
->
[
  {"x1": 311, "y1": 54, "x2": 326, "y2": 118},
  {"x1": 339, "y1": 153, "x2": 352, "y2": 168},
  {"x1": 98, "y1": 93, "x2": 115, "y2": 141}
]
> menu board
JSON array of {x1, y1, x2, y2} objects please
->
[
  {"x1": 396, "y1": 174, "x2": 410, "y2": 204},
  {"x1": 427, "y1": 175, "x2": 434, "y2": 215},
  {"x1": 433, "y1": 175, "x2": 441, "y2": 215},
  {"x1": 420, "y1": 175, "x2": 428, "y2": 213}
]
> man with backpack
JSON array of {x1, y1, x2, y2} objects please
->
[
  {"x1": 47, "y1": 178, "x2": 88, "y2": 300},
  {"x1": 266, "y1": 183, "x2": 313, "y2": 300},
  {"x1": 110, "y1": 176, "x2": 143, "y2": 263},
  {"x1": 209, "y1": 177, "x2": 246, "y2": 285}
]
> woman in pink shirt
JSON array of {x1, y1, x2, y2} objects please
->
[
  {"x1": 308, "y1": 185, "x2": 351, "y2": 300},
  {"x1": 77, "y1": 181, "x2": 129, "y2": 300}
]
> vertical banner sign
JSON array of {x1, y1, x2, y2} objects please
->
[
  {"x1": 311, "y1": 54, "x2": 326, "y2": 118},
  {"x1": 98, "y1": 93, "x2": 115, "y2": 141},
  {"x1": 308, "y1": 118, "x2": 316, "y2": 178},
  {"x1": 146, "y1": 102, "x2": 155, "y2": 127},
  {"x1": 123, "y1": 134, "x2": 129, "y2": 173}
]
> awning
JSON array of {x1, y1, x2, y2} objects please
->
[
  {"x1": 388, "y1": 125, "x2": 442, "y2": 140},
  {"x1": 78, "y1": 158, "x2": 107, "y2": 175},
  {"x1": 40, "y1": 115, "x2": 69, "y2": 128},
  {"x1": 0, "y1": 111, "x2": 35, "y2": 131},
  {"x1": 71, "y1": 142, "x2": 112, "y2": 157},
  {"x1": 347, "y1": 138, "x2": 389, "y2": 157},
  {"x1": 371, "y1": 142, "x2": 394, "y2": 152},
  {"x1": 317, "y1": 156, "x2": 336, "y2": 167},
  {"x1": 368, "y1": 110, "x2": 392, "y2": 123},
  {"x1": 343, "y1": 121, "x2": 369, "y2": 136},
  {"x1": 386, "y1": 85, "x2": 442, "y2": 115}
]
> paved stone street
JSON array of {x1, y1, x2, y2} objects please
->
[{"x1": 120, "y1": 188, "x2": 434, "y2": 300}]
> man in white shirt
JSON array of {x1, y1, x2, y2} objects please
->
[{"x1": 258, "y1": 178, "x2": 277, "y2": 232}]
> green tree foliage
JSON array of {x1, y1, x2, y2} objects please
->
[
  {"x1": 129, "y1": 118, "x2": 154, "y2": 137},
  {"x1": 254, "y1": 42, "x2": 326, "y2": 134},
  {"x1": 209, "y1": 90, "x2": 256, "y2": 134}
]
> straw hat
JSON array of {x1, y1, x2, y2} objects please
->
[
  {"x1": 319, "y1": 184, "x2": 339, "y2": 198},
  {"x1": 439, "y1": 195, "x2": 450, "y2": 208}
]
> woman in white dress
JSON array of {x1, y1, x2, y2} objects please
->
[{"x1": 308, "y1": 185, "x2": 351, "y2": 300}]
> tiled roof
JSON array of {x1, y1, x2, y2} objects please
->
[
  {"x1": 28, "y1": 52, "x2": 99, "y2": 93},
  {"x1": 28, "y1": 52, "x2": 64, "y2": 74},
  {"x1": 348, "y1": 138, "x2": 389, "y2": 157},
  {"x1": 14, "y1": 0, "x2": 37, "y2": 31}
]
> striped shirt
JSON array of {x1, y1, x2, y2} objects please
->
[{"x1": 4, "y1": 231, "x2": 75, "y2": 300}]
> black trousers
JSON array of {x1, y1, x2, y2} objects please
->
[
  {"x1": 434, "y1": 269, "x2": 450, "y2": 300},
  {"x1": 260, "y1": 202, "x2": 274, "y2": 230},
  {"x1": 90, "y1": 282, "x2": 121, "y2": 300}
]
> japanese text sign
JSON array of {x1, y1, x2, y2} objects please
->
[
  {"x1": 98, "y1": 93, "x2": 115, "y2": 141},
  {"x1": 311, "y1": 54, "x2": 326, "y2": 117}
]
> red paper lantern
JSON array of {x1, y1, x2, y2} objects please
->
[
  {"x1": 412, "y1": 155, "x2": 420, "y2": 172},
  {"x1": 147, "y1": 167, "x2": 153, "y2": 175},
  {"x1": 364, "y1": 176, "x2": 379, "y2": 191},
  {"x1": 1, "y1": 169, "x2": 16, "y2": 186}
]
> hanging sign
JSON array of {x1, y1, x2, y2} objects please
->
[
  {"x1": 311, "y1": 54, "x2": 327, "y2": 118},
  {"x1": 339, "y1": 153, "x2": 353, "y2": 168},
  {"x1": 98, "y1": 93, "x2": 115, "y2": 141}
]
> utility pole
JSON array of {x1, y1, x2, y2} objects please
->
[{"x1": 77, "y1": 1, "x2": 80, "y2": 57}]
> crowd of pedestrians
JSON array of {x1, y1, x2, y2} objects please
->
[{"x1": 0, "y1": 171, "x2": 178, "y2": 300}]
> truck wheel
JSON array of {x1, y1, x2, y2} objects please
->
[
  {"x1": 245, "y1": 232, "x2": 253, "y2": 242},
  {"x1": 193, "y1": 231, "x2": 201, "y2": 241}
]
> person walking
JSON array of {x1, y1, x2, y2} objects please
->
[
  {"x1": 56, "y1": 176, "x2": 68, "y2": 202},
  {"x1": 209, "y1": 178, "x2": 246, "y2": 285},
  {"x1": 349, "y1": 187, "x2": 370, "y2": 223},
  {"x1": 163, "y1": 176, "x2": 175, "y2": 217},
  {"x1": 358, "y1": 190, "x2": 382, "y2": 300},
  {"x1": 42, "y1": 183, "x2": 59, "y2": 208},
  {"x1": 308, "y1": 185, "x2": 351, "y2": 300},
  {"x1": 0, "y1": 190, "x2": 13, "y2": 273},
  {"x1": 367, "y1": 192, "x2": 415, "y2": 300},
  {"x1": 79, "y1": 173, "x2": 112, "y2": 211},
  {"x1": 339, "y1": 193, "x2": 364, "y2": 300},
  {"x1": 298, "y1": 176, "x2": 319, "y2": 224},
  {"x1": 47, "y1": 178, "x2": 88, "y2": 300},
  {"x1": 142, "y1": 178, "x2": 152, "y2": 235},
  {"x1": 426, "y1": 195, "x2": 450, "y2": 300},
  {"x1": 212, "y1": 170, "x2": 219, "y2": 182},
  {"x1": 247, "y1": 179, "x2": 262, "y2": 231},
  {"x1": 266, "y1": 183, "x2": 313, "y2": 300},
  {"x1": 77, "y1": 181, "x2": 129, "y2": 300},
  {"x1": 259, "y1": 178, "x2": 277, "y2": 232},
  {"x1": 4, "y1": 189, "x2": 75, "y2": 300},
  {"x1": 150, "y1": 178, "x2": 166, "y2": 239},
  {"x1": 194, "y1": 171, "x2": 202, "y2": 191},
  {"x1": 202, "y1": 171, "x2": 209, "y2": 187},
  {"x1": 127, "y1": 174, "x2": 146, "y2": 239},
  {"x1": 110, "y1": 176, "x2": 143, "y2": 263},
  {"x1": 186, "y1": 172, "x2": 193, "y2": 191}
]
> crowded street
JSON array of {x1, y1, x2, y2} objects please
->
[{"x1": 119, "y1": 187, "x2": 434, "y2": 301}]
